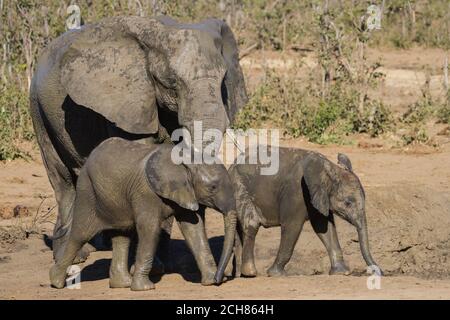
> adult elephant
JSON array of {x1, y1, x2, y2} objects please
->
[{"x1": 29, "y1": 16, "x2": 247, "y2": 263}]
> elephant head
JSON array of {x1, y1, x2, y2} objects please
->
[
  {"x1": 303, "y1": 153, "x2": 381, "y2": 273},
  {"x1": 144, "y1": 144, "x2": 236, "y2": 283},
  {"x1": 60, "y1": 16, "x2": 247, "y2": 153}
]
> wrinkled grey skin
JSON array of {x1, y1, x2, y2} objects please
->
[
  {"x1": 226, "y1": 146, "x2": 381, "y2": 278},
  {"x1": 49, "y1": 138, "x2": 237, "y2": 291},
  {"x1": 29, "y1": 16, "x2": 247, "y2": 263}
]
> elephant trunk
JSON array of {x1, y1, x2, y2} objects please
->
[
  {"x1": 188, "y1": 112, "x2": 228, "y2": 158},
  {"x1": 355, "y1": 214, "x2": 382, "y2": 275},
  {"x1": 181, "y1": 79, "x2": 229, "y2": 159},
  {"x1": 214, "y1": 209, "x2": 237, "y2": 284}
]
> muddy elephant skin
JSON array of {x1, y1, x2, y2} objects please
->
[
  {"x1": 227, "y1": 146, "x2": 381, "y2": 278},
  {"x1": 49, "y1": 138, "x2": 237, "y2": 291},
  {"x1": 30, "y1": 15, "x2": 247, "y2": 262}
]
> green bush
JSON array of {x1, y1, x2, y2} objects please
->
[
  {"x1": 352, "y1": 100, "x2": 393, "y2": 137},
  {"x1": 401, "y1": 94, "x2": 435, "y2": 124},
  {"x1": 437, "y1": 104, "x2": 450, "y2": 124},
  {"x1": 401, "y1": 90, "x2": 450, "y2": 126},
  {"x1": 233, "y1": 71, "x2": 392, "y2": 144},
  {"x1": 437, "y1": 91, "x2": 450, "y2": 124},
  {"x1": 0, "y1": 85, "x2": 34, "y2": 160},
  {"x1": 401, "y1": 125, "x2": 429, "y2": 145}
]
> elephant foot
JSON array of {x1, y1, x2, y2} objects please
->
[
  {"x1": 109, "y1": 271, "x2": 132, "y2": 288},
  {"x1": 201, "y1": 270, "x2": 216, "y2": 286},
  {"x1": 71, "y1": 245, "x2": 93, "y2": 264},
  {"x1": 131, "y1": 276, "x2": 155, "y2": 291},
  {"x1": 367, "y1": 264, "x2": 383, "y2": 276},
  {"x1": 267, "y1": 265, "x2": 287, "y2": 277},
  {"x1": 329, "y1": 262, "x2": 350, "y2": 276},
  {"x1": 241, "y1": 262, "x2": 257, "y2": 277},
  {"x1": 224, "y1": 260, "x2": 234, "y2": 278},
  {"x1": 234, "y1": 261, "x2": 242, "y2": 278},
  {"x1": 49, "y1": 265, "x2": 67, "y2": 289}
]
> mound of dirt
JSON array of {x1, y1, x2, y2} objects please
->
[
  {"x1": 0, "y1": 205, "x2": 31, "y2": 220},
  {"x1": 0, "y1": 226, "x2": 27, "y2": 248},
  {"x1": 247, "y1": 184, "x2": 450, "y2": 279},
  {"x1": 364, "y1": 185, "x2": 450, "y2": 278}
]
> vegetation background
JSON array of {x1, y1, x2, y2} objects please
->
[{"x1": 1, "y1": 0, "x2": 450, "y2": 160}]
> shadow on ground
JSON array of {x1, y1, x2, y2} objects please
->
[{"x1": 45, "y1": 236, "x2": 227, "y2": 285}]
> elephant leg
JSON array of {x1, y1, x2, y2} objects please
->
[
  {"x1": 175, "y1": 209, "x2": 217, "y2": 286},
  {"x1": 130, "y1": 216, "x2": 161, "y2": 291},
  {"x1": 49, "y1": 236, "x2": 85, "y2": 289},
  {"x1": 49, "y1": 206, "x2": 101, "y2": 288},
  {"x1": 234, "y1": 224, "x2": 243, "y2": 277},
  {"x1": 310, "y1": 214, "x2": 349, "y2": 275},
  {"x1": 52, "y1": 185, "x2": 76, "y2": 258},
  {"x1": 109, "y1": 231, "x2": 132, "y2": 288},
  {"x1": 38, "y1": 143, "x2": 80, "y2": 263},
  {"x1": 125, "y1": 135, "x2": 171, "y2": 275},
  {"x1": 154, "y1": 215, "x2": 173, "y2": 273},
  {"x1": 52, "y1": 188, "x2": 96, "y2": 264},
  {"x1": 267, "y1": 217, "x2": 305, "y2": 277},
  {"x1": 29, "y1": 100, "x2": 91, "y2": 263},
  {"x1": 128, "y1": 228, "x2": 166, "y2": 277},
  {"x1": 241, "y1": 222, "x2": 260, "y2": 277},
  {"x1": 129, "y1": 241, "x2": 165, "y2": 277}
]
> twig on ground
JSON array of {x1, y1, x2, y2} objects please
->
[{"x1": 239, "y1": 42, "x2": 259, "y2": 60}]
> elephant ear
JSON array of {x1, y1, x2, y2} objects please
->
[
  {"x1": 337, "y1": 153, "x2": 353, "y2": 172},
  {"x1": 60, "y1": 24, "x2": 159, "y2": 135},
  {"x1": 145, "y1": 144, "x2": 199, "y2": 211},
  {"x1": 201, "y1": 19, "x2": 248, "y2": 123},
  {"x1": 303, "y1": 154, "x2": 331, "y2": 217},
  {"x1": 220, "y1": 21, "x2": 248, "y2": 122}
]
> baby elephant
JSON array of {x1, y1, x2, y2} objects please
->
[
  {"x1": 50, "y1": 138, "x2": 237, "y2": 291},
  {"x1": 228, "y1": 146, "x2": 381, "y2": 277}
]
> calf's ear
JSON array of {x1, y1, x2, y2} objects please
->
[
  {"x1": 337, "y1": 153, "x2": 353, "y2": 172},
  {"x1": 303, "y1": 155, "x2": 331, "y2": 217},
  {"x1": 145, "y1": 145, "x2": 199, "y2": 211}
]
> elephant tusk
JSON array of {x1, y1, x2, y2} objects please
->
[{"x1": 226, "y1": 130, "x2": 245, "y2": 155}]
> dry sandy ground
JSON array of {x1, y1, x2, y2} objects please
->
[{"x1": 1, "y1": 139, "x2": 450, "y2": 300}]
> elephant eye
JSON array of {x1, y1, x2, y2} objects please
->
[
  {"x1": 166, "y1": 76, "x2": 177, "y2": 88},
  {"x1": 153, "y1": 74, "x2": 177, "y2": 89},
  {"x1": 344, "y1": 199, "x2": 352, "y2": 207}
]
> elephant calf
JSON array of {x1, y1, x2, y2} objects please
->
[
  {"x1": 228, "y1": 146, "x2": 381, "y2": 278},
  {"x1": 50, "y1": 138, "x2": 237, "y2": 291}
]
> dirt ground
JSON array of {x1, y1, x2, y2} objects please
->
[{"x1": 1, "y1": 47, "x2": 450, "y2": 299}]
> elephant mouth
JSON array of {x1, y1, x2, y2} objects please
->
[{"x1": 331, "y1": 209, "x2": 351, "y2": 223}]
